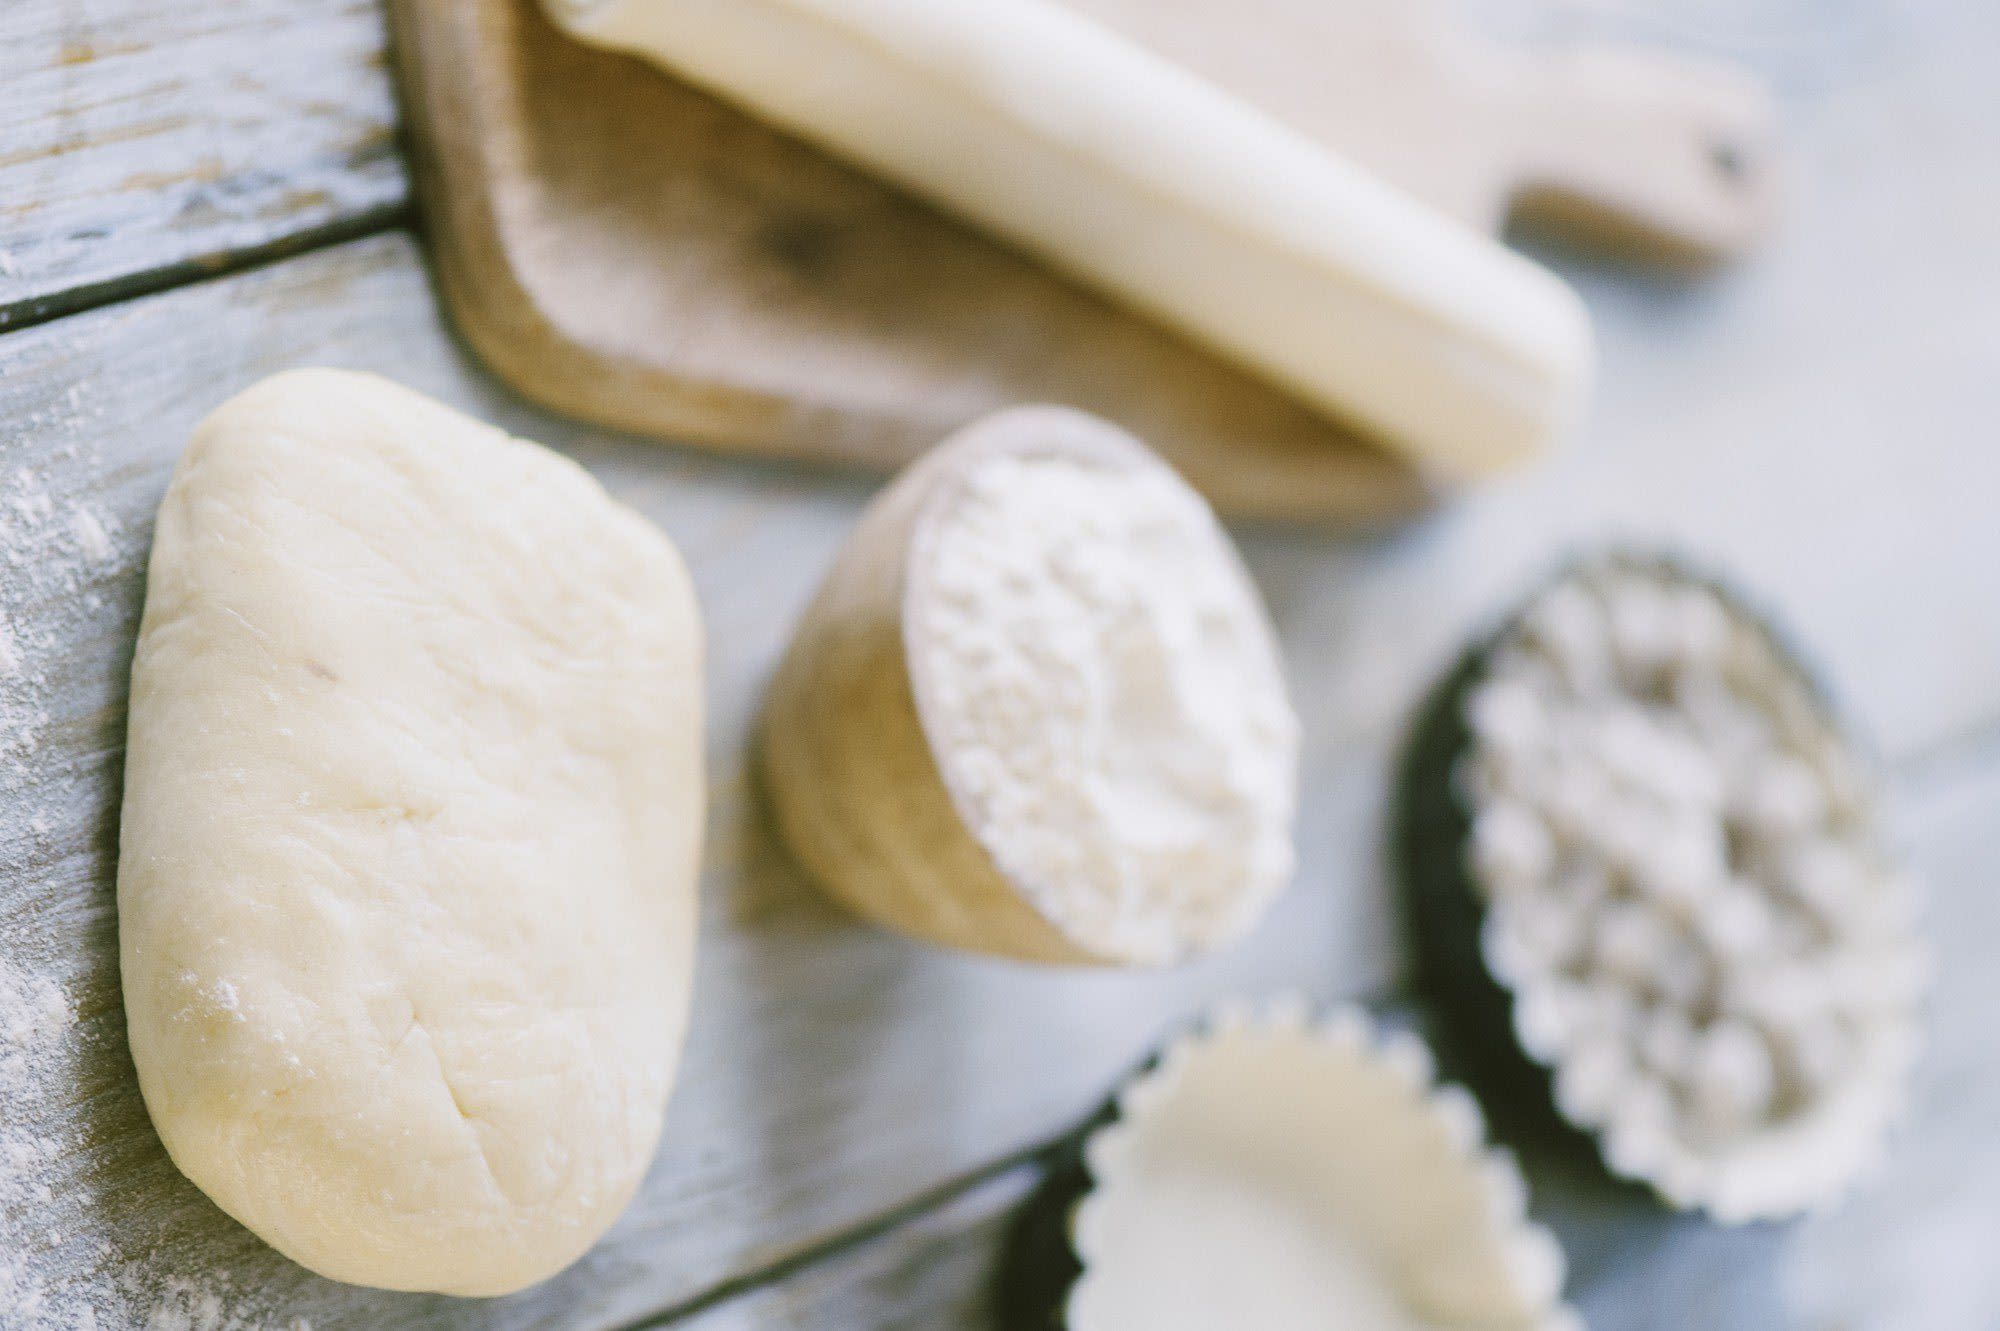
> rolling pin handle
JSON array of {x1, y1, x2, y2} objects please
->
[{"x1": 1500, "y1": 46, "x2": 1781, "y2": 263}]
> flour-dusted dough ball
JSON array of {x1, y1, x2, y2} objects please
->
[{"x1": 116, "y1": 369, "x2": 705, "y2": 1296}]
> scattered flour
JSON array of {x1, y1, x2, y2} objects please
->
[
  {"x1": 0, "y1": 460, "x2": 123, "y2": 779},
  {"x1": 142, "y1": 1280, "x2": 313, "y2": 1331},
  {"x1": 915, "y1": 451, "x2": 1299, "y2": 965},
  {"x1": 0, "y1": 430, "x2": 302, "y2": 1326},
  {"x1": 0, "y1": 955, "x2": 310, "y2": 1330},
  {"x1": 0, "y1": 958, "x2": 72, "y2": 1057},
  {"x1": 0, "y1": 958, "x2": 81, "y2": 1327},
  {"x1": 69, "y1": 503, "x2": 119, "y2": 568}
]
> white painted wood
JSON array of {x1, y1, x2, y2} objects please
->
[
  {"x1": 0, "y1": 180, "x2": 1992, "y2": 1317},
  {"x1": 655, "y1": 750, "x2": 2000, "y2": 1331},
  {"x1": 670, "y1": 1167, "x2": 1039, "y2": 1331},
  {"x1": 1251, "y1": 0, "x2": 2000, "y2": 769},
  {"x1": 1778, "y1": 753, "x2": 2000, "y2": 1331},
  {"x1": 0, "y1": 0, "x2": 404, "y2": 326},
  {"x1": 0, "y1": 234, "x2": 1401, "y2": 1331},
  {"x1": 0, "y1": 0, "x2": 1994, "y2": 1326},
  {"x1": 1498, "y1": 740, "x2": 2000, "y2": 1331}
]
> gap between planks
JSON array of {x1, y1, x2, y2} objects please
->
[
  {"x1": 617, "y1": 729, "x2": 2000, "y2": 1330},
  {"x1": 606, "y1": 1148, "x2": 1056, "y2": 1331},
  {"x1": 618, "y1": 990, "x2": 1423, "y2": 1330},
  {"x1": 0, "y1": 203, "x2": 409, "y2": 335}
]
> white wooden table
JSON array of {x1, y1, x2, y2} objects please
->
[{"x1": 1, "y1": 2, "x2": 1995, "y2": 1327}]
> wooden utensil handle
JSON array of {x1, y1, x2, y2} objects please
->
[{"x1": 1501, "y1": 46, "x2": 1779, "y2": 263}]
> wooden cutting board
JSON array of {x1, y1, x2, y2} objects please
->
[{"x1": 388, "y1": 0, "x2": 1776, "y2": 524}]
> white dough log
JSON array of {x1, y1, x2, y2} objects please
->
[
  {"x1": 545, "y1": 0, "x2": 1595, "y2": 478},
  {"x1": 118, "y1": 370, "x2": 705, "y2": 1296}
]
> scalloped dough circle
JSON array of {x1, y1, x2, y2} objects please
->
[
  {"x1": 1069, "y1": 1007, "x2": 1576, "y2": 1331},
  {"x1": 116, "y1": 370, "x2": 705, "y2": 1296}
]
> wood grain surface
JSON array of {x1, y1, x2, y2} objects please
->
[
  {"x1": 389, "y1": 0, "x2": 1442, "y2": 527},
  {"x1": 1, "y1": 195, "x2": 1995, "y2": 1322},
  {"x1": 0, "y1": 235, "x2": 1408, "y2": 1331},
  {"x1": 672, "y1": 1165, "x2": 1041, "y2": 1331},
  {"x1": 0, "y1": 0, "x2": 404, "y2": 329},
  {"x1": 378, "y1": 0, "x2": 1777, "y2": 523},
  {"x1": 646, "y1": 757, "x2": 2000, "y2": 1331},
  {"x1": 1, "y1": 0, "x2": 1997, "y2": 1327}
]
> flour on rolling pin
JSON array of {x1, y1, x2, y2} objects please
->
[
  {"x1": 0, "y1": 457, "x2": 127, "y2": 1328},
  {"x1": 543, "y1": 0, "x2": 1595, "y2": 480}
]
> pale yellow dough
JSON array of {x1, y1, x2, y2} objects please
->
[{"x1": 116, "y1": 369, "x2": 705, "y2": 1296}]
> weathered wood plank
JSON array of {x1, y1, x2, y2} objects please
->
[
  {"x1": 585, "y1": 749, "x2": 2000, "y2": 1331},
  {"x1": 1271, "y1": 0, "x2": 2000, "y2": 772},
  {"x1": 1770, "y1": 750, "x2": 2000, "y2": 1331},
  {"x1": 0, "y1": 0, "x2": 1994, "y2": 1325},
  {"x1": 0, "y1": 233, "x2": 1402, "y2": 1331},
  {"x1": 0, "y1": 205, "x2": 1993, "y2": 1325},
  {"x1": 665, "y1": 1166, "x2": 1039, "y2": 1331},
  {"x1": 0, "y1": 0, "x2": 404, "y2": 328}
]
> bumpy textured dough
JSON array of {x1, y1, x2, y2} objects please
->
[{"x1": 116, "y1": 369, "x2": 704, "y2": 1296}]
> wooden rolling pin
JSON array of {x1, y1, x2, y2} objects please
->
[{"x1": 543, "y1": 0, "x2": 1595, "y2": 480}]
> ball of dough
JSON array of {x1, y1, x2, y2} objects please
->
[{"x1": 116, "y1": 369, "x2": 705, "y2": 1296}]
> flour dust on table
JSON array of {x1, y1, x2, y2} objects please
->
[
  {"x1": 0, "y1": 957, "x2": 308, "y2": 1330},
  {"x1": 0, "y1": 455, "x2": 122, "y2": 781},
  {"x1": 0, "y1": 398, "x2": 301, "y2": 1325},
  {"x1": 0, "y1": 955, "x2": 76, "y2": 1319}
]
